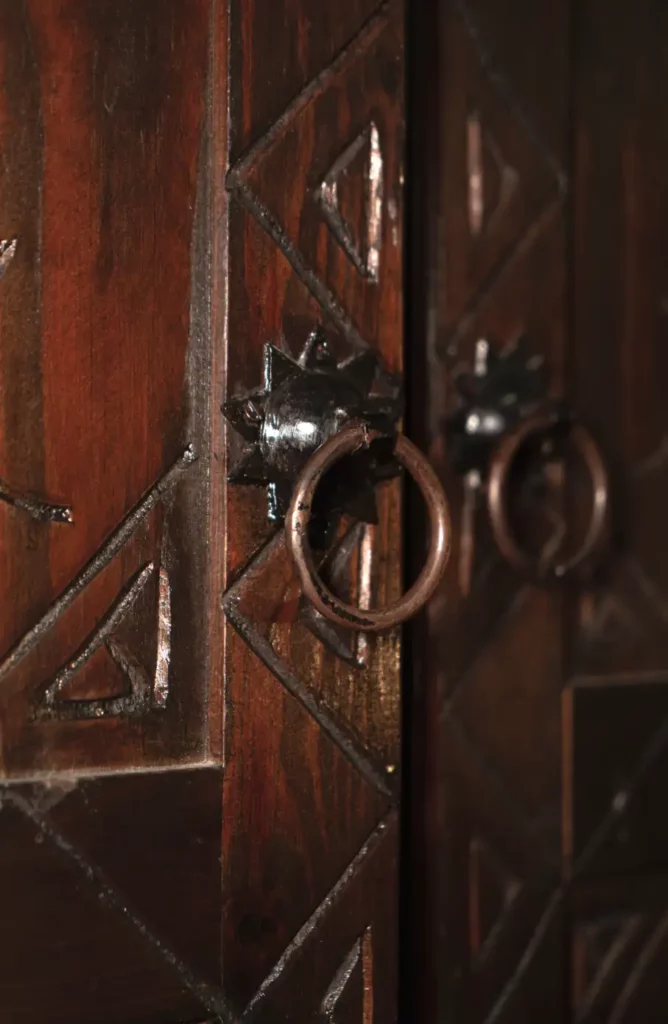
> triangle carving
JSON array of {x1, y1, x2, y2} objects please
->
[
  {"x1": 469, "y1": 835, "x2": 522, "y2": 958},
  {"x1": 316, "y1": 123, "x2": 383, "y2": 282},
  {"x1": 320, "y1": 930, "x2": 373, "y2": 1022},
  {"x1": 36, "y1": 563, "x2": 171, "y2": 721}
]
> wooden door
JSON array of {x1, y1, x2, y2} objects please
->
[
  {"x1": 413, "y1": 0, "x2": 668, "y2": 1020},
  {"x1": 0, "y1": 2, "x2": 404, "y2": 1021}
]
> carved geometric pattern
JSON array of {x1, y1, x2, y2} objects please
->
[
  {"x1": 0, "y1": 237, "x2": 73, "y2": 526},
  {"x1": 0, "y1": 780, "x2": 238, "y2": 1024},
  {"x1": 36, "y1": 563, "x2": 172, "y2": 721},
  {"x1": 241, "y1": 814, "x2": 395, "y2": 1022},
  {"x1": 468, "y1": 835, "x2": 521, "y2": 960},
  {"x1": 435, "y1": 2, "x2": 569, "y2": 1019},
  {"x1": 320, "y1": 930, "x2": 373, "y2": 1022},
  {"x1": 223, "y1": 4, "x2": 402, "y2": 1017},
  {"x1": 227, "y1": 2, "x2": 399, "y2": 351},
  {"x1": 466, "y1": 110, "x2": 519, "y2": 240},
  {"x1": 223, "y1": 528, "x2": 391, "y2": 796},
  {"x1": 0, "y1": 446, "x2": 195, "y2": 717},
  {"x1": 439, "y1": 0, "x2": 566, "y2": 360},
  {"x1": 316, "y1": 122, "x2": 383, "y2": 282},
  {"x1": 224, "y1": 2, "x2": 402, "y2": 799},
  {"x1": 572, "y1": 912, "x2": 644, "y2": 1020}
]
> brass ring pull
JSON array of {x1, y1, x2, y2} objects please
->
[
  {"x1": 487, "y1": 410, "x2": 610, "y2": 580},
  {"x1": 286, "y1": 422, "x2": 451, "y2": 631}
]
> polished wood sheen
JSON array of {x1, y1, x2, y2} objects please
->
[{"x1": 0, "y1": 1, "x2": 404, "y2": 1021}]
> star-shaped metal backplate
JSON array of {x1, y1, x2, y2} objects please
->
[
  {"x1": 446, "y1": 337, "x2": 549, "y2": 476},
  {"x1": 224, "y1": 327, "x2": 403, "y2": 547}
]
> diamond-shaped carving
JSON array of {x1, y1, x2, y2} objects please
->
[
  {"x1": 223, "y1": 522, "x2": 398, "y2": 795},
  {"x1": 440, "y1": 10, "x2": 564, "y2": 354},
  {"x1": 227, "y1": 4, "x2": 403, "y2": 349},
  {"x1": 242, "y1": 815, "x2": 396, "y2": 1023}
]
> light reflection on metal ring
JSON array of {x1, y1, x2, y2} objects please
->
[
  {"x1": 286, "y1": 422, "x2": 451, "y2": 631},
  {"x1": 487, "y1": 410, "x2": 610, "y2": 580}
]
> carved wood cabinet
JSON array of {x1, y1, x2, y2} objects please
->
[
  {"x1": 412, "y1": 0, "x2": 668, "y2": 1021},
  {"x1": 0, "y1": 1, "x2": 404, "y2": 1021},
  {"x1": 2, "y1": 1, "x2": 668, "y2": 1022}
]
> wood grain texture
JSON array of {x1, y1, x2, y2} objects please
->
[
  {"x1": 228, "y1": 0, "x2": 382, "y2": 160},
  {"x1": 0, "y1": 769, "x2": 227, "y2": 1024},
  {"x1": 415, "y1": 0, "x2": 570, "y2": 1018},
  {"x1": 0, "y1": 0, "x2": 214, "y2": 774},
  {"x1": 0, "y1": 0, "x2": 405, "y2": 1020},
  {"x1": 222, "y1": 0, "x2": 404, "y2": 1017}
]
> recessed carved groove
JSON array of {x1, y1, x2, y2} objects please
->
[
  {"x1": 575, "y1": 702, "x2": 668, "y2": 875},
  {"x1": 224, "y1": 586, "x2": 392, "y2": 797},
  {"x1": 454, "y1": 0, "x2": 566, "y2": 185},
  {"x1": 611, "y1": 911, "x2": 668, "y2": 1023},
  {"x1": 226, "y1": 1, "x2": 397, "y2": 352},
  {"x1": 230, "y1": 181, "x2": 367, "y2": 351},
  {"x1": 153, "y1": 567, "x2": 172, "y2": 708},
  {"x1": 320, "y1": 928, "x2": 373, "y2": 1023},
  {"x1": 35, "y1": 564, "x2": 173, "y2": 722},
  {"x1": 486, "y1": 891, "x2": 563, "y2": 1023},
  {"x1": 467, "y1": 112, "x2": 484, "y2": 236},
  {"x1": 320, "y1": 940, "x2": 362, "y2": 1020},
  {"x1": 0, "y1": 477, "x2": 73, "y2": 524},
  {"x1": 242, "y1": 813, "x2": 394, "y2": 1020},
  {"x1": 5, "y1": 790, "x2": 238, "y2": 1024},
  {"x1": 0, "y1": 445, "x2": 196, "y2": 685},
  {"x1": 467, "y1": 111, "x2": 520, "y2": 240},
  {"x1": 35, "y1": 562, "x2": 169, "y2": 722},
  {"x1": 439, "y1": 196, "x2": 563, "y2": 361},
  {"x1": 316, "y1": 123, "x2": 383, "y2": 281},
  {"x1": 226, "y1": 3, "x2": 392, "y2": 181},
  {"x1": 0, "y1": 237, "x2": 17, "y2": 279}
]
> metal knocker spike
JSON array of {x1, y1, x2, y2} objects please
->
[{"x1": 224, "y1": 326, "x2": 452, "y2": 631}]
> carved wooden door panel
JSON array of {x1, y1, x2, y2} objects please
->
[
  {"x1": 415, "y1": 0, "x2": 668, "y2": 1020},
  {"x1": 0, "y1": 2, "x2": 403, "y2": 1022}
]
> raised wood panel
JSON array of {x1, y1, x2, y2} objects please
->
[
  {"x1": 0, "y1": 769, "x2": 226, "y2": 1024},
  {"x1": 0, "y1": 0, "x2": 213, "y2": 775}
]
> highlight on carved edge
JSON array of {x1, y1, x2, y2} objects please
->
[
  {"x1": 316, "y1": 122, "x2": 384, "y2": 282},
  {"x1": 35, "y1": 563, "x2": 172, "y2": 722}
]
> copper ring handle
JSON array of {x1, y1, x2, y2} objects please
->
[
  {"x1": 286, "y1": 422, "x2": 451, "y2": 631},
  {"x1": 487, "y1": 410, "x2": 610, "y2": 580}
]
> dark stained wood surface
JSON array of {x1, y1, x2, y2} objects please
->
[
  {"x1": 0, "y1": 0, "x2": 213, "y2": 775},
  {"x1": 0, "y1": 768, "x2": 225, "y2": 1024},
  {"x1": 0, "y1": 0, "x2": 404, "y2": 1021},
  {"x1": 415, "y1": 0, "x2": 569, "y2": 1018},
  {"x1": 417, "y1": 0, "x2": 668, "y2": 1019},
  {"x1": 221, "y1": 0, "x2": 404, "y2": 1016}
]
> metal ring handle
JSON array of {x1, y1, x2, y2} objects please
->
[
  {"x1": 286, "y1": 422, "x2": 451, "y2": 631},
  {"x1": 487, "y1": 410, "x2": 610, "y2": 580}
]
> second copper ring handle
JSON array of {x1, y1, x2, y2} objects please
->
[
  {"x1": 286, "y1": 422, "x2": 451, "y2": 631},
  {"x1": 487, "y1": 410, "x2": 610, "y2": 580}
]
